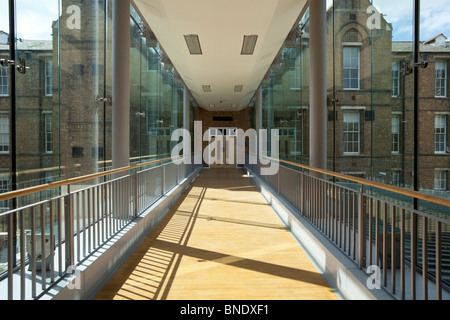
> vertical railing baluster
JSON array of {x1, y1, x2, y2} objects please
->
[
  {"x1": 411, "y1": 212, "x2": 417, "y2": 300},
  {"x1": 352, "y1": 190, "x2": 356, "y2": 261},
  {"x1": 88, "y1": 188, "x2": 92, "y2": 255},
  {"x1": 422, "y1": 215, "x2": 428, "y2": 300},
  {"x1": 40, "y1": 203, "x2": 46, "y2": 291},
  {"x1": 58, "y1": 198, "x2": 63, "y2": 277},
  {"x1": 31, "y1": 207, "x2": 36, "y2": 299},
  {"x1": 358, "y1": 185, "x2": 366, "y2": 269},
  {"x1": 65, "y1": 186, "x2": 75, "y2": 274},
  {"x1": 375, "y1": 200, "x2": 380, "y2": 270},
  {"x1": 391, "y1": 205, "x2": 396, "y2": 295},
  {"x1": 400, "y1": 209, "x2": 406, "y2": 300},
  {"x1": 79, "y1": 191, "x2": 83, "y2": 261},
  {"x1": 348, "y1": 190, "x2": 352, "y2": 258},
  {"x1": 383, "y1": 203, "x2": 387, "y2": 287},
  {"x1": 368, "y1": 197, "x2": 373, "y2": 266},
  {"x1": 7, "y1": 211, "x2": 14, "y2": 300},
  {"x1": 435, "y1": 220, "x2": 442, "y2": 300},
  {"x1": 337, "y1": 186, "x2": 341, "y2": 248},
  {"x1": 20, "y1": 210, "x2": 26, "y2": 300},
  {"x1": 49, "y1": 200, "x2": 55, "y2": 284}
]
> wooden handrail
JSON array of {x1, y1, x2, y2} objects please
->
[
  {"x1": 250, "y1": 153, "x2": 450, "y2": 208},
  {"x1": 0, "y1": 156, "x2": 182, "y2": 202}
]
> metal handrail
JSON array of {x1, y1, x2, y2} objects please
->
[
  {"x1": 0, "y1": 155, "x2": 181, "y2": 202},
  {"x1": 254, "y1": 153, "x2": 450, "y2": 208},
  {"x1": 247, "y1": 153, "x2": 450, "y2": 300}
]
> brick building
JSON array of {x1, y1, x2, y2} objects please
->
[
  {"x1": 0, "y1": 34, "x2": 56, "y2": 207},
  {"x1": 325, "y1": 0, "x2": 450, "y2": 194}
]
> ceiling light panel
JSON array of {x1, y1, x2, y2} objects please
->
[
  {"x1": 234, "y1": 85, "x2": 243, "y2": 92},
  {"x1": 184, "y1": 34, "x2": 203, "y2": 55},
  {"x1": 202, "y1": 85, "x2": 212, "y2": 92},
  {"x1": 241, "y1": 35, "x2": 258, "y2": 55}
]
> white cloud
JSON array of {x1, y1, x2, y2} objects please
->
[{"x1": 0, "y1": 0, "x2": 58, "y2": 40}]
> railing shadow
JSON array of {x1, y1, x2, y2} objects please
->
[{"x1": 95, "y1": 184, "x2": 206, "y2": 300}]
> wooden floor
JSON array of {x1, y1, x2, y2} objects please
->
[{"x1": 95, "y1": 168, "x2": 339, "y2": 300}]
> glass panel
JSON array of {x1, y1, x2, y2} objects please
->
[{"x1": 262, "y1": 9, "x2": 310, "y2": 165}]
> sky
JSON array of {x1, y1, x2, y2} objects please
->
[{"x1": 0, "y1": 0, "x2": 449, "y2": 42}]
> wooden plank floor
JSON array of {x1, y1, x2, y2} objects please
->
[{"x1": 95, "y1": 168, "x2": 338, "y2": 300}]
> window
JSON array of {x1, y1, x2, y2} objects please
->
[
  {"x1": 343, "y1": 111, "x2": 360, "y2": 154},
  {"x1": 343, "y1": 47, "x2": 360, "y2": 90},
  {"x1": 45, "y1": 59, "x2": 53, "y2": 96},
  {"x1": 392, "y1": 171, "x2": 401, "y2": 187},
  {"x1": 435, "y1": 115, "x2": 447, "y2": 154},
  {"x1": 392, "y1": 115, "x2": 400, "y2": 154},
  {"x1": 434, "y1": 171, "x2": 447, "y2": 191},
  {"x1": 0, "y1": 65, "x2": 8, "y2": 96},
  {"x1": 44, "y1": 112, "x2": 53, "y2": 154},
  {"x1": 436, "y1": 61, "x2": 447, "y2": 98},
  {"x1": 146, "y1": 47, "x2": 159, "y2": 71},
  {"x1": 0, "y1": 176, "x2": 9, "y2": 210},
  {"x1": 392, "y1": 62, "x2": 400, "y2": 97},
  {"x1": 289, "y1": 48, "x2": 301, "y2": 90},
  {"x1": 0, "y1": 114, "x2": 9, "y2": 153}
]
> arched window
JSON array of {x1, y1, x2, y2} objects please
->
[{"x1": 343, "y1": 28, "x2": 362, "y2": 43}]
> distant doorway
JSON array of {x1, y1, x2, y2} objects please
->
[{"x1": 207, "y1": 128, "x2": 237, "y2": 168}]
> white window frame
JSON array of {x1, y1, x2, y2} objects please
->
[
  {"x1": 435, "y1": 61, "x2": 447, "y2": 98},
  {"x1": 343, "y1": 47, "x2": 360, "y2": 90},
  {"x1": 45, "y1": 59, "x2": 53, "y2": 97},
  {"x1": 289, "y1": 47, "x2": 301, "y2": 90},
  {"x1": 146, "y1": 47, "x2": 160, "y2": 71},
  {"x1": 392, "y1": 114, "x2": 400, "y2": 154},
  {"x1": 434, "y1": 170, "x2": 447, "y2": 191},
  {"x1": 392, "y1": 171, "x2": 401, "y2": 187},
  {"x1": 435, "y1": 115, "x2": 447, "y2": 154},
  {"x1": 44, "y1": 112, "x2": 53, "y2": 154},
  {"x1": 343, "y1": 110, "x2": 360, "y2": 155},
  {"x1": 0, "y1": 113, "x2": 9, "y2": 154},
  {"x1": 0, "y1": 175, "x2": 10, "y2": 210},
  {"x1": 392, "y1": 61, "x2": 400, "y2": 97},
  {"x1": 0, "y1": 65, "x2": 8, "y2": 97}
]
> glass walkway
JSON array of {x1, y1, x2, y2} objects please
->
[{"x1": 95, "y1": 168, "x2": 339, "y2": 300}]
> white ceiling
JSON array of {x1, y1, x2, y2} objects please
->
[{"x1": 133, "y1": 0, "x2": 308, "y2": 111}]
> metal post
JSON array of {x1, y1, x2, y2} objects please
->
[
  {"x1": 255, "y1": 85, "x2": 262, "y2": 132},
  {"x1": 183, "y1": 85, "x2": 190, "y2": 134},
  {"x1": 183, "y1": 85, "x2": 191, "y2": 164},
  {"x1": 64, "y1": 187, "x2": 75, "y2": 271},
  {"x1": 358, "y1": 185, "x2": 367, "y2": 269},
  {"x1": 112, "y1": 0, "x2": 131, "y2": 172},
  {"x1": 309, "y1": 0, "x2": 327, "y2": 175},
  {"x1": 411, "y1": 0, "x2": 420, "y2": 300}
]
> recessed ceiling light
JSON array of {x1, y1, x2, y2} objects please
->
[
  {"x1": 184, "y1": 34, "x2": 202, "y2": 55},
  {"x1": 202, "y1": 85, "x2": 211, "y2": 92},
  {"x1": 234, "y1": 85, "x2": 243, "y2": 93},
  {"x1": 241, "y1": 35, "x2": 258, "y2": 55},
  {"x1": 231, "y1": 104, "x2": 237, "y2": 108},
  {"x1": 209, "y1": 104, "x2": 215, "y2": 108}
]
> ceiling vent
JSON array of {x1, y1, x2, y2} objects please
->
[
  {"x1": 241, "y1": 35, "x2": 258, "y2": 55},
  {"x1": 184, "y1": 34, "x2": 203, "y2": 55},
  {"x1": 234, "y1": 85, "x2": 243, "y2": 92}
]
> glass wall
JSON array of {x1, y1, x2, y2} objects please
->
[
  {"x1": 0, "y1": 0, "x2": 183, "y2": 210},
  {"x1": 129, "y1": 9, "x2": 184, "y2": 166},
  {"x1": 261, "y1": 10, "x2": 310, "y2": 166},
  {"x1": 262, "y1": 0, "x2": 450, "y2": 200},
  {"x1": 259, "y1": 0, "x2": 450, "y2": 287}
]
